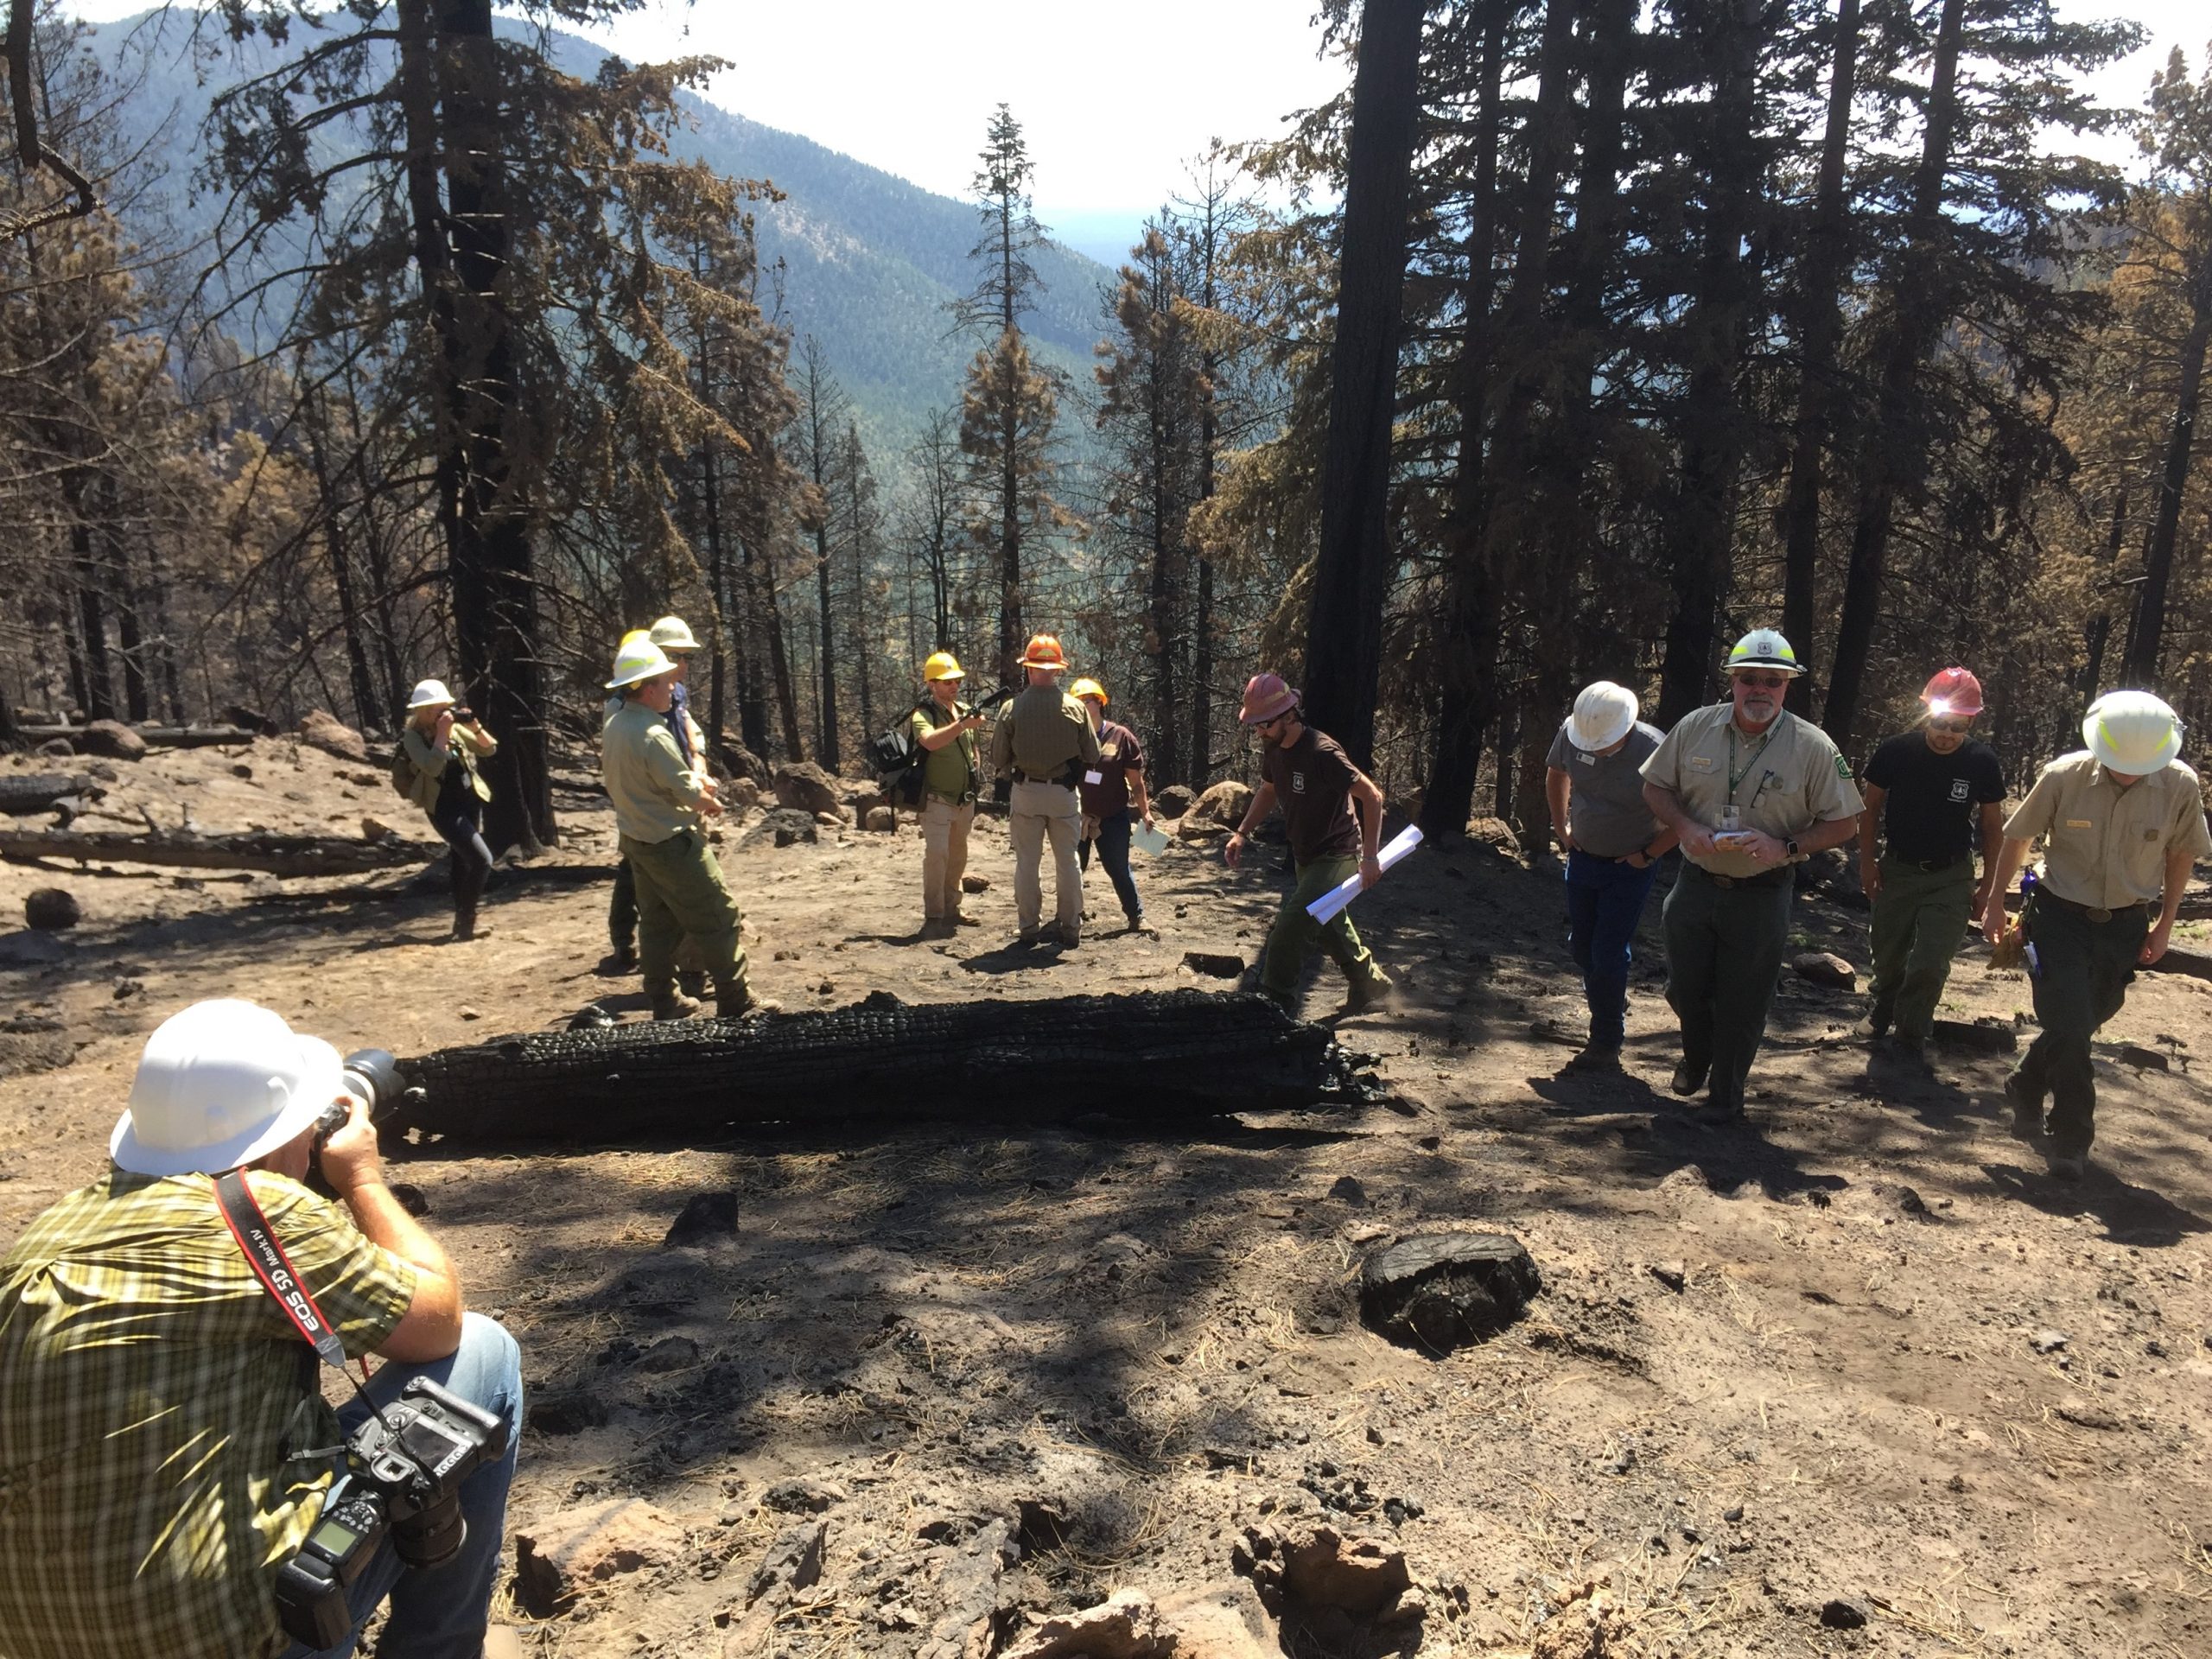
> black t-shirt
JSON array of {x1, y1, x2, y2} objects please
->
[{"x1": 1863, "y1": 732, "x2": 2005, "y2": 863}]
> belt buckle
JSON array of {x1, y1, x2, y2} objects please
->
[
  {"x1": 2087, "y1": 906, "x2": 2113, "y2": 925},
  {"x1": 1712, "y1": 874, "x2": 1736, "y2": 890}
]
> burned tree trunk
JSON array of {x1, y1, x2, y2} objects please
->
[
  {"x1": 395, "y1": 990, "x2": 1384, "y2": 1140},
  {"x1": 0, "y1": 828, "x2": 434, "y2": 876}
]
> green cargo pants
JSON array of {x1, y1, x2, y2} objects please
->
[
  {"x1": 1867, "y1": 856, "x2": 1975, "y2": 1039},
  {"x1": 1259, "y1": 855, "x2": 1390, "y2": 1009},
  {"x1": 620, "y1": 828, "x2": 748, "y2": 1002},
  {"x1": 2012, "y1": 895, "x2": 2149, "y2": 1160},
  {"x1": 1661, "y1": 863, "x2": 1793, "y2": 1115}
]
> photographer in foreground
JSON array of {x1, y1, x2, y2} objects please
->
[{"x1": 0, "y1": 1000, "x2": 522, "y2": 1659}]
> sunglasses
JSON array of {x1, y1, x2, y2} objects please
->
[
  {"x1": 1929, "y1": 716, "x2": 1972, "y2": 733},
  {"x1": 1732, "y1": 673, "x2": 1789, "y2": 690}
]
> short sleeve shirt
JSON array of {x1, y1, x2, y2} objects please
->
[
  {"x1": 1262, "y1": 728, "x2": 1365, "y2": 865},
  {"x1": 1642, "y1": 704, "x2": 1864, "y2": 877},
  {"x1": 2003, "y1": 751, "x2": 2212, "y2": 908},
  {"x1": 1079, "y1": 720, "x2": 1146, "y2": 817},
  {"x1": 912, "y1": 701, "x2": 979, "y2": 801},
  {"x1": 0, "y1": 1168, "x2": 415, "y2": 1659},
  {"x1": 1545, "y1": 720, "x2": 1664, "y2": 859},
  {"x1": 1863, "y1": 732, "x2": 2005, "y2": 864}
]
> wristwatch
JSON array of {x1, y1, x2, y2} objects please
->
[{"x1": 1784, "y1": 837, "x2": 1801, "y2": 859}]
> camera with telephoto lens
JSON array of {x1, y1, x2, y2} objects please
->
[
  {"x1": 272, "y1": 1375, "x2": 510, "y2": 1649},
  {"x1": 302, "y1": 1049, "x2": 405, "y2": 1198}
]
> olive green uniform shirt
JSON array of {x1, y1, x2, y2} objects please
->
[
  {"x1": 0, "y1": 1169, "x2": 415, "y2": 1659},
  {"x1": 1642, "y1": 703, "x2": 1864, "y2": 878},
  {"x1": 989, "y1": 683, "x2": 1101, "y2": 781},
  {"x1": 912, "y1": 700, "x2": 980, "y2": 801},
  {"x1": 2004, "y1": 751, "x2": 2211, "y2": 909},
  {"x1": 602, "y1": 700, "x2": 711, "y2": 842}
]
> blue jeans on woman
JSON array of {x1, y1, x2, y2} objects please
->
[
  {"x1": 1078, "y1": 809, "x2": 1144, "y2": 924},
  {"x1": 1565, "y1": 849, "x2": 1660, "y2": 1050},
  {"x1": 282, "y1": 1313, "x2": 523, "y2": 1659}
]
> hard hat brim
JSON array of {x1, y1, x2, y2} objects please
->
[
  {"x1": 1568, "y1": 713, "x2": 1637, "y2": 752},
  {"x1": 927, "y1": 667, "x2": 966, "y2": 681},
  {"x1": 109, "y1": 1034, "x2": 345, "y2": 1178}
]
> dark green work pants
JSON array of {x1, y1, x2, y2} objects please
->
[
  {"x1": 2013, "y1": 896, "x2": 2149, "y2": 1159},
  {"x1": 620, "y1": 828, "x2": 748, "y2": 1003},
  {"x1": 1259, "y1": 855, "x2": 1390, "y2": 1009},
  {"x1": 1662, "y1": 863, "x2": 1794, "y2": 1116},
  {"x1": 1867, "y1": 856, "x2": 1975, "y2": 1039}
]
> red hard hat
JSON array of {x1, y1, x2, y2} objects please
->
[
  {"x1": 1020, "y1": 633, "x2": 1067, "y2": 670},
  {"x1": 1921, "y1": 667, "x2": 1984, "y2": 718},
  {"x1": 1238, "y1": 671, "x2": 1300, "y2": 725}
]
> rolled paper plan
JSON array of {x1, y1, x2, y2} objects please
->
[{"x1": 1306, "y1": 825, "x2": 1424, "y2": 925}]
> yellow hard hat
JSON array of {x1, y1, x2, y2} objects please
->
[
  {"x1": 1070, "y1": 677, "x2": 1107, "y2": 703},
  {"x1": 922, "y1": 650, "x2": 965, "y2": 682},
  {"x1": 607, "y1": 631, "x2": 677, "y2": 690}
]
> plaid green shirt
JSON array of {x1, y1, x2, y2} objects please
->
[{"x1": 0, "y1": 1168, "x2": 416, "y2": 1659}]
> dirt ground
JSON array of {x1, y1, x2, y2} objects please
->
[{"x1": 3, "y1": 734, "x2": 2211, "y2": 1659}]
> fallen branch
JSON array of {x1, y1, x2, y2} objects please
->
[
  {"x1": 17, "y1": 724, "x2": 263, "y2": 751},
  {"x1": 0, "y1": 773, "x2": 99, "y2": 816},
  {"x1": 0, "y1": 827, "x2": 435, "y2": 877},
  {"x1": 396, "y1": 990, "x2": 1386, "y2": 1141}
]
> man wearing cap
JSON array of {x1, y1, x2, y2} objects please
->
[
  {"x1": 606, "y1": 618, "x2": 709, "y2": 975},
  {"x1": 1642, "y1": 629, "x2": 1865, "y2": 1122},
  {"x1": 1980, "y1": 690, "x2": 2211, "y2": 1179},
  {"x1": 1071, "y1": 677, "x2": 1157, "y2": 935},
  {"x1": 912, "y1": 651, "x2": 987, "y2": 938},
  {"x1": 1544, "y1": 682, "x2": 1676, "y2": 1071},
  {"x1": 397, "y1": 677, "x2": 498, "y2": 943},
  {"x1": 0, "y1": 999, "x2": 522, "y2": 1659},
  {"x1": 1858, "y1": 668, "x2": 2007, "y2": 1060},
  {"x1": 1224, "y1": 673, "x2": 1395, "y2": 1015},
  {"x1": 989, "y1": 634, "x2": 1102, "y2": 948},
  {"x1": 601, "y1": 633, "x2": 764, "y2": 1020}
]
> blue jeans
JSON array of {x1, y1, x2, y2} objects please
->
[
  {"x1": 1078, "y1": 810, "x2": 1144, "y2": 921},
  {"x1": 281, "y1": 1313, "x2": 523, "y2": 1659},
  {"x1": 1565, "y1": 849, "x2": 1660, "y2": 1049}
]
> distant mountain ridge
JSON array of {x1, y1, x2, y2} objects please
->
[{"x1": 88, "y1": 10, "x2": 1117, "y2": 458}]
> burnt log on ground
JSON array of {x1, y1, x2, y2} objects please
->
[
  {"x1": 1358, "y1": 1233, "x2": 1541, "y2": 1352},
  {"x1": 0, "y1": 828, "x2": 435, "y2": 877},
  {"x1": 0, "y1": 774, "x2": 99, "y2": 816},
  {"x1": 395, "y1": 989, "x2": 1386, "y2": 1141},
  {"x1": 16, "y1": 723, "x2": 263, "y2": 750}
]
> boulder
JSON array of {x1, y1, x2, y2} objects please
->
[
  {"x1": 1156, "y1": 1582, "x2": 1279, "y2": 1659},
  {"x1": 727, "y1": 777, "x2": 761, "y2": 814},
  {"x1": 1466, "y1": 817, "x2": 1520, "y2": 856},
  {"x1": 1189, "y1": 780, "x2": 1253, "y2": 827},
  {"x1": 1790, "y1": 950, "x2": 1856, "y2": 990},
  {"x1": 1153, "y1": 784, "x2": 1197, "y2": 818},
  {"x1": 515, "y1": 1497, "x2": 685, "y2": 1615},
  {"x1": 664, "y1": 1190, "x2": 739, "y2": 1247},
  {"x1": 743, "y1": 809, "x2": 819, "y2": 849},
  {"x1": 1001, "y1": 1589, "x2": 1173, "y2": 1659},
  {"x1": 298, "y1": 709, "x2": 368, "y2": 763},
  {"x1": 747, "y1": 1519, "x2": 827, "y2": 1606},
  {"x1": 78, "y1": 720, "x2": 148, "y2": 761},
  {"x1": 962, "y1": 874, "x2": 991, "y2": 893},
  {"x1": 35, "y1": 738, "x2": 74, "y2": 760},
  {"x1": 866, "y1": 805, "x2": 895, "y2": 832},
  {"x1": 24, "y1": 888, "x2": 81, "y2": 931},
  {"x1": 713, "y1": 736, "x2": 768, "y2": 781},
  {"x1": 772, "y1": 760, "x2": 844, "y2": 817},
  {"x1": 1176, "y1": 815, "x2": 1227, "y2": 842},
  {"x1": 1359, "y1": 1232, "x2": 1541, "y2": 1351}
]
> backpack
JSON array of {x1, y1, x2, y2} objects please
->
[
  {"x1": 388, "y1": 741, "x2": 415, "y2": 800},
  {"x1": 868, "y1": 698, "x2": 948, "y2": 806}
]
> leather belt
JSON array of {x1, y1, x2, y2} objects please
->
[
  {"x1": 1897, "y1": 855, "x2": 1962, "y2": 873},
  {"x1": 1695, "y1": 864, "x2": 1791, "y2": 891},
  {"x1": 1013, "y1": 770, "x2": 1074, "y2": 785},
  {"x1": 2038, "y1": 890, "x2": 2147, "y2": 925}
]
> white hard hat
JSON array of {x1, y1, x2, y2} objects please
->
[
  {"x1": 648, "y1": 615, "x2": 701, "y2": 653},
  {"x1": 1568, "y1": 681, "x2": 1639, "y2": 752},
  {"x1": 607, "y1": 631, "x2": 678, "y2": 690},
  {"x1": 406, "y1": 678, "x2": 456, "y2": 711},
  {"x1": 1726, "y1": 629, "x2": 1803, "y2": 675},
  {"x1": 2082, "y1": 690, "x2": 2182, "y2": 775},
  {"x1": 111, "y1": 1000, "x2": 345, "y2": 1177}
]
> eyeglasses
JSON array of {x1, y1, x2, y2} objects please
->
[
  {"x1": 1732, "y1": 673, "x2": 1789, "y2": 691},
  {"x1": 1929, "y1": 716, "x2": 1972, "y2": 734}
]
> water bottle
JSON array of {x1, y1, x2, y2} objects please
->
[{"x1": 2018, "y1": 869, "x2": 2039, "y2": 976}]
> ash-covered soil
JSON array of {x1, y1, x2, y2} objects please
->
[{"x1": 3, "y1": 735, "x2": 2210, "y2": 1659}]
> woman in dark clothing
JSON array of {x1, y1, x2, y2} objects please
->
[{"x1": 399, "y1": 677, "x2": 498, "y2": 941}]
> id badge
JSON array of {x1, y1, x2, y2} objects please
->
[{"x1": 1084, "y1": 769, "x2": 1104, "y2": 785}]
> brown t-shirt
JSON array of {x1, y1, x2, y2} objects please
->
[
  {"x1": 1262, "y1": 728, "x2": 1364, "y2": 865},
  {"x1": 1079, "y1": 720, "x2": 1145, "y2": 817}
]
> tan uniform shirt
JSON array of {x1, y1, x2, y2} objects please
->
[
  {"x1": 2004, "y1": 751, "x2": 2212, "y2": 909},
  {"x1": 602, "y1": 700, "x2": 710, "y2": 842},
  {"x1": 990, "y1": 683, "x2": 1102, "y2": 782},
  {"x1": 1642, "y1": 703, "x2": 1864, "y2": 878}
]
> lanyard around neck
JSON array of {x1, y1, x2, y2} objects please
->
[{"x1": 1726, "y1": 718, "x2": 1779, "y2": 800}]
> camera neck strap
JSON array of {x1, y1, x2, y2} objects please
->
[{"x1": 213, "y1": 1170, "x2": 353, "y2": 1378}]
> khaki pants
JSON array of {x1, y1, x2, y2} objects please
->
[
  {"x1": 1009, "y1": 779, "x2": 1083, "y2": 938},
  {"x1": 620, "y1": 829, "x2": 747, "y2": 1001},
  {"x1": 921, "y1": 798, "x2": 975, "y2": 919}
]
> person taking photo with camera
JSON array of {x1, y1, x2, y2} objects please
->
[
  {"x1": 0, "y1": 999, "x2": 522, "y2": 1659},
  {"x1": 399, "y1": 678, "x2": 499, "y2": 944}
]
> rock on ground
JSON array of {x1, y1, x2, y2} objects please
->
[
  {"x1": 772, "y1": 760, "x2": 845, "y2": 817},
  {"x1": 78, "y1": 720, "x2": 148, "y2": 761},
  {"x1": 1359, "y1": 1232, "x2": 1541, "y2": 1351},
  {"x1": 24, "y1": 888, "x2": 81, "y2": 931},
  {"x1": 1001, "y1": 1588, "x2": 1173, "y2": 1659},
  {"x1": 1153, "y1": 784, "x2": 1196, "y2": 818},
  {"x1": 743, "y1": 809, "x2": 820, "y2": 849},
  {"x1": 1791, "y1": 950, "x2": 1857, "y2": 990},
  {"x1": 299, "y1": 709, "x2": 369, "y2": 763},
  {"x1": 1155, "y1": 1582, "x2": 1279, "y2": 1659},
  {"x1": 1188, "y1": 780, "x2": 1253, "y2": 828},
  {"x1": 515, "y1": 1497, "x2": 686, "y2": 1614}
]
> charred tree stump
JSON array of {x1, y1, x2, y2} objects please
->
[
  {"x1": 1359, "y1": 1233, "x2": 1541, "y2": 1352},
  {"x1": 395, "y1": 990, "x2": 1385, "y2": 1141}
]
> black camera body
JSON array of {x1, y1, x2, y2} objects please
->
[{"x1": 273, "y1": 1376, "x2": 509, "y2": 1649}]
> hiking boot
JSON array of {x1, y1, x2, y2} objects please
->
[
  {"x1": 919, "y1": 918, "x2": 955, "y2": 941},
  {"x1": 2004, "y1": 1071, "x2": 2046, "y2": 1141},
  {"x1": 1670, "y1": 1058, "x2": 1709, "y2": 1097},
  {"x1": 652, "y1": 991, "x2": 702, "y2": 1021},
  {"x1": 1058, "y1": 927, "x2": 1083, "y2": 950},
  {"x1": 1564, "y1": 1044, "x2": 1623, "y2": 1074},
  {"x1": 598, "y1": 946, "x2": 639, "y2": 976},
  {"x1": 1340, "y1": 976, "x2": 1395, "y2": 1017},
  {"x1": 953, "y1": 912, "x2": 982, "y2": 927},
  {"x1": 1125, "y1": 913, "x2": 1156, "y2": 937},
  {"x1": 677, "y1": 970, "x2": 708, "y2": 999},
  {"x1": 2045, "y1": 1151, "x2": 2087, "y2": 1182},
  {"x1": 716, "y1": 987, "x2": 778, "y2": 1020},
  {"x1": 1863, "y1": 1001, "x2": 1894, "y2": 1041},
  {"x1": 1888, "y1": 1034, "x2": 1929, "y2": 1070},
  {"x1": 1693, "y1": 1098, "x2": 1747, "y2": 1127}
]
